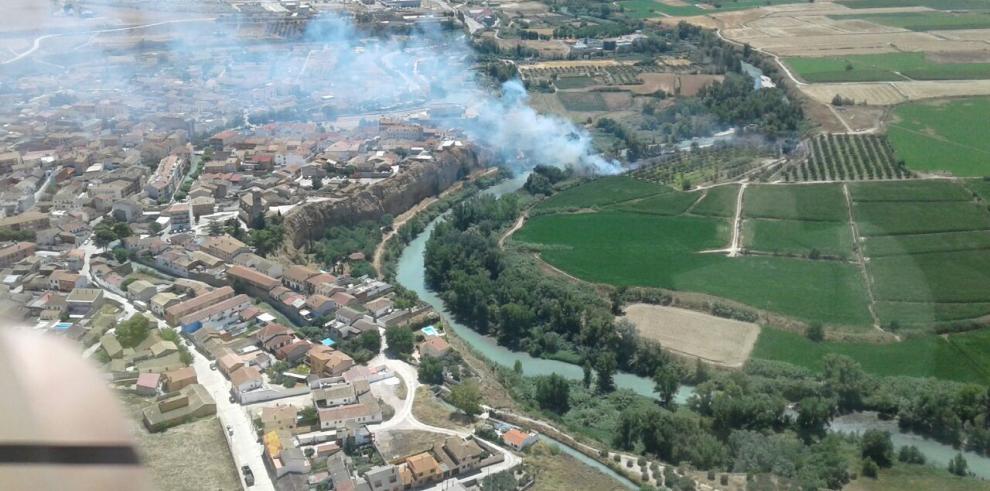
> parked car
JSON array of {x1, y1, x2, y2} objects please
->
[
  {"x1": 209, "y1": 362, "x2": 217, "y2": 371},
  {"x1": 229, "y1": 395, "x2": 235, "y2": 404},
  {"x1": 242, "y1": 466, "x2": 254, "y2": 486}
]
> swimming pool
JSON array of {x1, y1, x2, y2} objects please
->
[{"x1": 420, "y1": 325, "x2": 439, "y2": 336}]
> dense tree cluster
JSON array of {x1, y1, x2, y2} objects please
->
[
  {"x1": 698, "y1": 74, "x2": 804, "y2": 137},
  {"x1": 313, "y1": 216, "x2": 389, "y2": 267},
  {"x1": 522, "y1": 165, "x2": 570, "y2": 196}
]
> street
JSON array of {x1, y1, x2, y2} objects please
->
[{"x1": 79, "y1": 238, "x2": 273, "y2": 491}]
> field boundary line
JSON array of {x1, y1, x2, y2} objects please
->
[
  {"x1": 888, "y1": 124, "x2": 990, "y2": 157},
  {"x1": 842, "y1": 183, "x2": 886, "y2": 335}
]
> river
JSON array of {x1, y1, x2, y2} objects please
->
[
  {"x1": 394, "y1": 171, "x2": 694, "y2": 404},
  {"x1": 393, "y1": 172, "x2": 990, "y2": 479}
]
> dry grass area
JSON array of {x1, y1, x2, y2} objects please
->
[
  {"x1": 411, "y1": 386, "x2": 474, "y2": 432},
  {"x1": 374, "y1": 429, "x2": 447, "y2": 464},
  {"x1": 802, "y1": 79, "x2": 990, "y2": 104},
  {"x1": 117, "y1": 393, "x2": 239, "y2": 491},
  {"x1": 525, "y1": 442, "x2": 627, "y2": 491},
  {"x1": 620, "y1": 303, "x2": 760, "y2": 368}
]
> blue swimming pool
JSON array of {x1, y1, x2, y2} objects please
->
[{"x1": 420, "y1": 325, "x2": 439, "y2": 336}]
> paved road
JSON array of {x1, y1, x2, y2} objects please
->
[
  {"x1": 79, "y1": 238, "x2": 271, "y2": 490},
  {"x1": 367, "y1": 331, "x2": 522, "y2": 487}
]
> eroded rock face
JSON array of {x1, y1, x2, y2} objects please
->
[{"x1": 284, "y1": 146, "x2": 484, "y2": 248}]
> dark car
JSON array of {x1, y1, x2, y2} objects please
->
[{"x1": 242, "y1": 465, "x2": 254, "y2": 486}]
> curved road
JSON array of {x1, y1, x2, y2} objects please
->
[{"x1": 2, "y1": 17, "x2": 216, "y2": 65}]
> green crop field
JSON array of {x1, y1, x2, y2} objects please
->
[
  {"x1": 553, "y1": 76, "x2": 596, "y2": 90},
  {"x1": 887, "y1": 99, "x2": 990, "y2": 177},
  {"x1": 557, "y1": 92, "x2": 608, "y2": 112},
  {"x1": 690, "y1": 184, "x2": 740, "y2": 217},
  {"x1": 785, "y1": 53, "x2": 990, "y2": 83},
  {"x1": 862, "y1": 230, "x2": 990, "y2": 256},
  {"x1": 964, "y1": 179, "x2": 990, "y2": 201},
  {"x1": 536, "y1": 176, "x2": 666, "y2": 211},
  {"x1": 874, "y1": 301, "x2": 990, "y2": 327},
  {"x1": 610, "y1": 189, "x2": 701, "y2": 216},
  {"x1": 617, "y1": 0, "x2": 807, "y2": 19},
  {"x1": 751, "y1": 327, "x2": 990, "y2": 384},
  {"x1": 517, "y1": 211, "x2": 873, "y2": 326},
  {"x1": 837, "y1": 0, "x2": 990, "y2": 10},
  {"x1": 853, "y1": 201, "x2": 990, "y2": 236},
  {"x1": 830, "y1": 11, "x2": 990, "y2": 31},
  {"x1": 744, "y1": 219, "x2": 854, "y2": 258},
  {"x1": 848, "y1": 180, "x2": 972, "y2": 202},
  {"x1": 743, "y1": 184, "x2": 848, "y2": 222},
  {"x1": 868, "y1": 249, "x2": 990, "y2": 303}
]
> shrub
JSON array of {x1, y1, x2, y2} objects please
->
[
  {"x1": 613, "y1": 454, "x2": 621, "y2": 463},
  {"x1": 861, "y1": 458, "x2": 878, "y2": 478}
]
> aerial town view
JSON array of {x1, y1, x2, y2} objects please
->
[{"x1": 2, "y1": 0, "x2": 990, "y2": 490}]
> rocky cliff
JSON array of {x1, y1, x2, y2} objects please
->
[{"x1": 284, "y1": 146, "x2": 485, "y2": 248}]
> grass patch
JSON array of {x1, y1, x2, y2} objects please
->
[
  {"x1": 830, "y1": 11, "x2": 990, "y2": 31},
  {"x1": 751, "y1": 327, "x2": 990, "y2": 384},
  {"x1": 744, "y1": 219, "x2": 854, "y2": 258},
  {"x1": 743, "y1": 184, "x2": 848, "y2": 222},
  {"x1": 848, "y1": 180, "x2": 973, "y2": 202},
  {"x1": 557, "y1": 92, "x2": 608, "y2": 112},
  {"x1": 785, "y1": 52, "x2": 990, "y2": 83},
  {"x1": 525, "y1": 442, "x2": 628, "y2": 491},
  {"x1": 535, "y1": 176, "x2": 667, "y2": 211},
  {"x1": 867, "y1": 249, "x2": 990, "y2": 303},
  {"x1": 846, "y1": 463, "x2": 990, "y2": 491},
  {"x1": 852, "y1": 201, "x2": 990, "y2": 236},
  {"x1": 690, "y1": 184, "x2": 740, "y2": 218},
  {"x1": 887, "y1": 98, "x2": 990, "y2": 177},
  {"x1": 862, "y1": 230, "x2": 990, "y2": 256},
  {"x1": 518, "y1": 211, "x2": 873, "y2": 326}
]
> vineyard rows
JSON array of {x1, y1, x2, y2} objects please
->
[
  {"x1": 521, "y1": 65, "x2": 667, "y2": 86},
  {"x1": 783, "y1": 134, "x2": 912, "y2": 182}
]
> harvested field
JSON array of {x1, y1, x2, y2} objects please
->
[{"x1": 620, "y1": 303, "x2": 760, "y2": 368}]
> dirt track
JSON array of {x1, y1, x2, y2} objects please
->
[{"x1": 620, "y1": 303, "x2": 760, "y2": 368}]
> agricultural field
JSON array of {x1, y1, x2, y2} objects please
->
[
  {"x1": 556, "y1": 92, "x2": 608, "y2": 112},
  {"x1": 862, "y1": 230, "x2": 990, "y2": 257},
  {"x1": 743, "y1": 219, "x2": 854, "y2": 258},
  {"x1": 618, "y1": 0, "x2": 809, "y2": 18},
  {"x1": 517, "y1": 210, "x2": 873, "y2": 326},
  {"x1": 742, "y1": 184, "x2": 848, "y2": 222},
  {"x1": 611, "y1": 189, "x2": 701, "y2": 216},
  {"x1": 852, "y1": 201, "x2": 990, "y2": 236},
  {"x1": 785, "y1": 52, "x2": 990, "y2": 83},
  {"x1": 847, "y1": 180, "x2": 990, "y2": 327},
  {"x1": 886, "y1": 98, "x2": 990, "y2": 176},
  {"x1": 965, "y1": 178, "x2": 990, "y2": 202},
  {"x1": 848, "y1": 180, "x2": 972, "y2": 202},
  {"x1": 837, "y1": 0, "x2": 990, "y2": 10},
  {"x1": 829, "y1": 11, "x2": 990, "y2": 32},
  {"x1": 751, "y1": 327, "x2": 990, "y2": 384},
  {"x1": 524, "y1": 175, "x2": 990, "y2": 331},
  {"x1": 535, "y1": 176, "x2": 668, "y2": 211},
  {"x1": 689, "y1": 184, "x2": 740, "y2": 217},
  {"x1": 631, "y1": 145, "x2": 769, "y2": 188},
  {"x1": 620, "y1": 303, "x2": 760, "y2": 368},
  {"x1": 783, "y1": 134, "x2": 911, "y2": 182}
]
